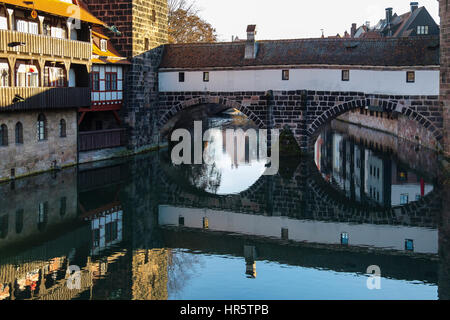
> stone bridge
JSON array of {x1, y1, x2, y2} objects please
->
[{"x1": 158, "y1": 90, "x2": 443, "y2": 152}]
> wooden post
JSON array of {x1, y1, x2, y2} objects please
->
[
  {"x1": 38, "y1": 58, "x2": 45, "y2": 88},
  {"x1": 64, "y1": 61, "x2": 71, "y2": 86},
  {"x1": 7, "y1": 56, "x2": 15, "y2": 87},
  {"x1": 6, "y1": 8, "x2": 13, "y2": 31},
  {"x1": 38, "y1": 16, "x2": 45, "y2": 35}
]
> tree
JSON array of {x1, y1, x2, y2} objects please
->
[{"x1": 168, "y1": 0, "x2": 217, "y2": 44}]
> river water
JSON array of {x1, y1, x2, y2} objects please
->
[{"x1": 0, "y1": 113, "x2": 447, "y2": 300}]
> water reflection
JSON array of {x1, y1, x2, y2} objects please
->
[
  {"x1": 0, "y1": 117, "x2": 447, "y2": 300},
  {"x1": 315, "y1": 121, "x2": 437, "y2": 208},
  {"x1": 167, "y1": 112, "x2": 269, "y2": 195}
]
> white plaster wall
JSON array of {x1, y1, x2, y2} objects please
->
[
  {"x1": 158, "y1": 205, "x2": 438, "y2": 254},
  {"x1": 159, "y1": 69, "x2": 439, "y2": 95}
]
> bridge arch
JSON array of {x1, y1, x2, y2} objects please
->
[
  {"x1": 305, "y1": 97, "x2": 443, "y2": 150},
  {"x1": 159, "y1": 96, "x2": 266, "y2": 134}
]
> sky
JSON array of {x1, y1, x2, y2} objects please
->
[{"x1": 193, "y1": 0, "x2": 440, "y2": 41}]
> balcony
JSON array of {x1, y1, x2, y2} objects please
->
[
  {"x1": 0, "y1": 29, "x2": 91, "y2": 62},
  {"x1": 78, "y1": 128, "x2": 127, "y2": 152},
  {"x1": 0, "y1": 87, "x2": 91, "y2": 110}
]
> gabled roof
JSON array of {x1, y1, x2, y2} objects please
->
[
  {"x1": 159, "y1": 36, "x2": 440, "y2": 69},
  {"x1": 1, "y1": 0, "x2": 105, "y2": 25},
  {"x1": 91, "y1": 27, "x2": 130, "y2": 65}
]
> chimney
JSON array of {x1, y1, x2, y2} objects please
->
[
  {"x1": 245, "y1": 25, "x2": 258, "y2": 59},
  {"x1": 351, "y1": 23, "x2": 357, "y2": 37},
  {"x1": 385, "y1": 7, "x2": 393, "y2": 36},
  {"x1": 410, "y1": 2, "x2": 419, "y2": 12}
]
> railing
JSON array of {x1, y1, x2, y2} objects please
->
[
  {"x1": 0, "y1": 87, "x2": 90, "y2": 110},
  {"x1": 79, "y1": 128, "x2": 127, "y2": 152},
  {"x1": 0, "y1": 29, "x2": 91, "y2": 60}
]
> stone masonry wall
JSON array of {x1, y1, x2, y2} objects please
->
[
  {"x1": 158, "y1": 91, "x2": 443, "y2": 152},
  {"x1": 440, "y1": 0, "x2": 450, "y2": 157},
  {"x1": 0, "y1": 110, "x2": 78, "y2": 181}
]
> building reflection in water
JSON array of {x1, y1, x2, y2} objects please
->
[
  {"x1": 0, "y1": 117, "x2": 448, "y2": 300},
  {"x1": 315, "y1": 121, "x2": 436, "y2": 208}
]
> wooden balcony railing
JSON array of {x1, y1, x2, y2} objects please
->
[
  {"x1": 79, "y1": 128, "x2": 127, "y2": 152},
  {"x1": 0, "y1": 87, "x2": 91, "y2": 110},
  {"x1": 0, "y1": 29, "x2": 91, "y2": 61}
]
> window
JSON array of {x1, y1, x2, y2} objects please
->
[
  {"x1": 37, "y1": 114, "x2": 47, "y2": 141},
  {"x1": 405, "y1": 239, "x2": 414, "y2": 251},
  {"x1": 0, "y1": 15, "x2": 7, "y2": 30},
  {"x1": 179, "y1": 216, "x2": 185, "y2": 226},
  {"x1": 91, "y1": 72, "x2": 100, "y2": 91},
  {"x1": 50, "y1": 26, "x2": 65, "y2": 39},
  {"x1": 37, "y1": 202, "x2": 48, "y2": 231},
  {"x1": 341, "y1": 232, "x2": 349, "y2": 245},
  {"x1": 0, "y1": 124, "x2": 8, "y2": 146},
  {"x1": 15, "y1": 122, "x2": 23, "y2": 144},
  {"x1": 400, "y1": 194, "x2": 409, "y2": 205},
  {"x1": 16, "y1": 64, "x2": 39, "y2": 87},
  {"x1": 105, "y1": 72, "x2": 117, "y2": 91},
  {"x1": 15, "y1": 209, "x2": 24, "y2": 234},
  {"x1": 59, "y1": 119, "x2": 66, "y2": 138},
  {"x1": 342, "y1": 70, "x2": 350, "y2": 81},
  {"x1": 203, "y1": 217, "x2": 209, "y2": 229},
  {"x1": 281, "y1": 228, "x2": 289, "y2": 240},
  {"x1": 100, "y1": 39, "x2": 107, "y2": 52},
  {"x1": 0, "y1": 215, "x2": 8, "y2": 239},
  {"x1": 60, "y1": 197, "x2": 67, "y2": 217},
  {"x1": 407, "y1": 71, "x2": 415, "y2": 83},
  {"x1": 145, "y1": 38, "x2": 150, "y2": 51},
  {"x1": 16, "y1": 20, "x2": 38, "y2": 35},
  {"x1": 203, "y1": 72, "x2": 209, "y2": 82},
  {"x1": 179, "y1": 72, "x2": 185, "y2": 82},
  {"x1": 282, "y1": 70, "x2": 290, "y2": 81},
  {"x1": 417, "y1": 26, "x2": 429, "y2": 35},
  {"x1": 0, "y1": 63, "x2": 8, "y2": 87},
  {"x1": 44, "y1": 66, "x2": 65, "y2": 87}
]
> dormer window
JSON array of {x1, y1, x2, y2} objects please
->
[{"x1": 100, "y1": 39, "x2": 108, "y2": 52}]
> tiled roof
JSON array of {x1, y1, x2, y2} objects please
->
[
  {"x1": 159, "y1": 36, "x2": 440, "y2": 69},
  {"x1": 1, "y1": 0, "x2": 105, "y2": 25}
]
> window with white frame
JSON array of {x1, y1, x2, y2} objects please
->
[
  {"x1": 100, "y1": 39, "x2": 108, "y2": 52},
  {"x1": 417, "y1": 25, "x2": 429, "y2": 35},
  {"x1": 16, "y1": 19, "x2": 38, "y2": 34},
  {"x1": 0, "y1": 15, "x2": 7, "y2": 30},
  {"x1": 51, "y1": 26, "x2": 65, "y2": 39}
]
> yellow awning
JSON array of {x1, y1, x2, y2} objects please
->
[{"x1": 1, "y1": 0, "x2": 105, "y2": 25}]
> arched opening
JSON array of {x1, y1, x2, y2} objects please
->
[
  {"x1": 15, "y1": 122, "x2": 23, "y2": 144},
  {"x1": 307, "y1": 98, "x2": 441, "y2": 153},
  {"x1": 161, "y1": 100, "x2": 268, "y2": 196},
  {"x1": 37, "y1": 113, "x2": 47, "y2": 141},
  {"x1": 0, "y1": 124, "x2": 8, "y2": 146},
  {"x1": 313, "y1": 120, "x2": 439, "y2": 210},
  {"x1": 59, "y1": 119, "x2": 67, "y2": 138}
]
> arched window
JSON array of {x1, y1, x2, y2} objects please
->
[
  {"x1": 15, "y1": 122, "x2": 23, "y2": 144},
  {"x1": 59, "y1": 119, "x2": 66, "y2": 138},
  {"x1": 0, "y1": 124, "x2": 8, "y2": 146},
  {"x1": 37, "y1": 113, "x2": 47, "y2": 141}
]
